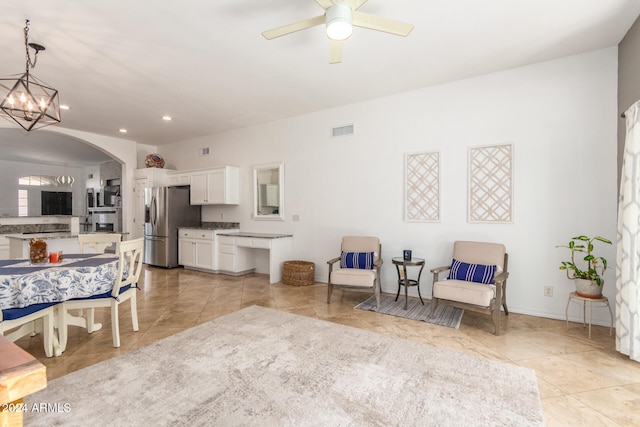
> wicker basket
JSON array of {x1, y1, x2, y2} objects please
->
[{"x1": 282, "y1": 260, "x2": 315, "y2": 286}]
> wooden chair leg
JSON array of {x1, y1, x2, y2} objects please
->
[
  {"x1": 42, "y1": 312, "x2": 54, "y2": 358},
  {"x1": 326, "y1": 283, "x2": 333, "y2": 304},
  {"x1": 57, "y1": 305, "x2": 68, "y2": 353},
  {"x1": 492, "y1": 308, "x2": 501, "y2": 336},
  {"x1": 130, "y1": 295, "x2": 139, "y2": 332},
  {"x1": 430, "y1": 297, "x2": 439, "y2": 316},
  {"x1": 111, "y1": 303, "x2": 120, "y2": 348},
  {"x1": 502, "y1": 283, "x2": 509, "y2": 315},
  {"x1": 86, "y1": 308, "x2": 96, "y2": 333}
]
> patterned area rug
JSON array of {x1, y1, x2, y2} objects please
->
[
  {"x1": 355, "y1": 294, "x2": 464, "y2": 328},
  {"x1": 24, "y1": 306, "x2": 543, "y2": 426}
]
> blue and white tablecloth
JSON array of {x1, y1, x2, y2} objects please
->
[{"x1": 0, "y1": 253, "x2": 121, "y2": 310}]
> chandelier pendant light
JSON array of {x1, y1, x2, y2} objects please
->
[
  {"x1": 56, "y1": 164, "x2": 74, "y2": 186},
  {"x1": 0, "y1": 20, "x2": 61, "y2": 131}
]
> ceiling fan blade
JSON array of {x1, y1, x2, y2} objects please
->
[
  {"x1": 345, "y1": 0, "x2": 368, "y2": 10},
  {"x1": 315, "y1": 0, "x2": 334, "y2": 9},
  {"x1": 262, "y1": 15, "x2": 325, "y2": 40},
  {"x1": 352, "y1": 11, "x2": 414, "y2": 36},
  {"x1": 329, "y1": 39, "x2": 343, "y2": 64}
]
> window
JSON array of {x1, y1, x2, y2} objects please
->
[
  {"x1": 18, "y1": 189, "x2": 28, "y2": 217},
  {"x1": 19, "y1": 175, "x2": 58, "y2": 186}
]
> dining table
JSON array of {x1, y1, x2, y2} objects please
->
[{"x1": 0, "y1": 253, "x2": 122, "y2": 356}]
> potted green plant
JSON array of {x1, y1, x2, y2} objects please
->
[{"x1": 557, "y1": 235, "x2": 612, "y2": 298}]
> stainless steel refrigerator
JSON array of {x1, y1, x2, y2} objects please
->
[{"x1": 144, "y1": 186, "x2": 200, "y2": 268}]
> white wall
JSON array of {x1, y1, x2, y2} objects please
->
[{"x1": 162, "y1": 48, "x2": 619, "y2": 325}]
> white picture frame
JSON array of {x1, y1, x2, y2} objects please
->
[
  {"x1": 404, "y1": 150, "x2": 440, "y2": 222},
  {"x1": 468, "y1": 143, "x2": 513, "y2": 223}
]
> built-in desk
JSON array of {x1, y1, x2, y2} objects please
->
[{"x1": 216, "y1": 232, "x2": 292, "y2": 284}]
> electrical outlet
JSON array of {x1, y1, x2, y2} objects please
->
[{"x1": 544, "y1": 286, "x2": 553, "y2": 297}]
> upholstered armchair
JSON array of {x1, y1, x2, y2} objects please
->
[
  {"x1": 431, "y1": 241, "x2": 509, "y2": 335},
  {"x1": 327, "y1": 236, "x2": 382, "y2": 309}
]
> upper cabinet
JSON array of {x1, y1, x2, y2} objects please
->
[
  {"x1": 133, "y1": 168, "x2": 175, "y2": 187},
  {"x1": 190, "y1": 166, "x2": 239, "y2": 205}
]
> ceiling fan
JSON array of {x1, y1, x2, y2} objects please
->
[{"x1": 262, "y1": 0, "x2": 414, "y2": 64}]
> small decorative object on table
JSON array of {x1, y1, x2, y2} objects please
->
[
  {"x1": 49, "y1": 251, "x2": 63, "y2": 263},
  {"x1": 283, "y1": 260, "x2": 315, "y2": 286},
  {"x1": 144, "y1": 153, "x2": 165, "y2": 168},
  {"x1": 29, "y1": 238, "x2": 48, "y2": 264},
  {"x1": 403, "y1": 250, "x2": 412, "y2": 261}
]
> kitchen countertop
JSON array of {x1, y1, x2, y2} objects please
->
[
  {"x1": 5, "y1": 232, "x2": 79, "y2": 240},
  {"x1": 217, "y1": 231, "x2": 293, "y2": 239}
]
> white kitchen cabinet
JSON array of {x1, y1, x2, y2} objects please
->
[
  {"x1": 132, "y1": 178, "x2": 148, "y2": 240},
  {"x1": 217, "y1": 235, "x2": 254, "y2": 274},
  {"x1": 178, "y1": 229, "x2": 215, "y2": 271},
  {"x1": 167, "y1": 171, "x2": 191, "y2": 186},
  {"x1": 133, "y1": 168, "x2": 175, "y2": 187},
  {"x1": 0, "y1": 235, "x2": 9, "y2": 260},
  {"x1": 216, "y1": 233, "x2": 292, "y2": 283},
  {"x1": 178, "y1": 237, "x2": 196, "y2": 267},
  {"x1": 189, "y1": 166, "x2": 239, "y2": 205}
]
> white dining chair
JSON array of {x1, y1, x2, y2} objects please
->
[
  {"x1": 77, "y1": 233, "x2": 122, "y2": 255},
  {"x1": 1, "y1": 303, "x2": 56, "y2": 357},
  {"x1": 59, "y1": 238, "x2": 144, "y2": 349}
]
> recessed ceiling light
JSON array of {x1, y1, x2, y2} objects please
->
[
  {"x1": 60, "y1": 105, "x2": 70, "y2": 110},
  {"x1": 118, "y1": 128, "x2": 127, "y2": 133},
  {"x1": 162, "y1": 115, "x2": 172, "y2": 121}
]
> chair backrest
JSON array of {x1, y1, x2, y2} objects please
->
[
  {"x1": 341, "y1": 236, "x2": 381, "y2": 262},
  {"x1": 452, "y1": 241, "x2": 506, "y2": 270},
  {"x1": 112, "y1": 238, "x2": 144, "y2": 297},
  {"x1": 78, "y1": 233, "x2": 122, "y2": 254}
]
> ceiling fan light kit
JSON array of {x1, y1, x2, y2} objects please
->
[
  {"x1": 0, "y1": 20, "x2": 61, "y2": 131},
  {"x1": 262, "y1": 0, "x2": 413, "y2": 64},
  {"x1": 326, "y1": 4, "x2": 353, "y2": 40}
]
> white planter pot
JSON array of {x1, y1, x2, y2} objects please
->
[{"x1": 575, "y1": 278, "x2": 603, "y2": 298}]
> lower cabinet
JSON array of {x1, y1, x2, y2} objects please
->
[
  {"x1": 0, "y1": 235, "x2": 9, "y2": 260},
  {"x1": 217, "y1": 235, "x2": 254, "y2": 274},
  {"x1": 178, "y1": 229, "x2": 215, "y2": 270}
]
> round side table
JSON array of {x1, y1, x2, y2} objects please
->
[
  {"x1": 565, "y1": 291, "x2": 613, "y2": 339},
  {"x1": 392, "y1": 257, "x2": 425, "y2": 310}
]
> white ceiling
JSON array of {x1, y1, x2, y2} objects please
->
[{"x1": 1, "y1": 0, "x2": 639, "y2": 165}]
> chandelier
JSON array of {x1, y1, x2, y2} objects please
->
[
  {"x1": 56, "y1": 164, "x2": 74, "y2": 186},
  {"x1": 0, "y1": 20, "x2": 61, "y2": 131},
  {"x1": 56, "y1": 175, "x2": 74, "y2": 186}
]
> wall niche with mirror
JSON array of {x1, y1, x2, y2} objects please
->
[{"x1": 253, "y1": 162, "x2": 284, "y2": 221}]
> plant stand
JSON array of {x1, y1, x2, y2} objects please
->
[{"x1": 565, "y1": 291, "x2": 613, "y2": 339}]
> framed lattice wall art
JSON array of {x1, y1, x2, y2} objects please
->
[
  {"x1": 404, "y1": 151, "x2": 440, "y2": 222},
  {"x1": 468, "y1": 143, "x2": 513, "y2": 223}
]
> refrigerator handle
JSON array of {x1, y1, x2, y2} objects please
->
[{"x1": 151, "y1": 195, "x2": 158, "y2": 229}]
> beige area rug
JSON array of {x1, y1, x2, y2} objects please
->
[
  {"x1": 25, "y1": 306, "x2": 544, "y2": 426},
  {"x1": 356, "y1": 294, "x2": 464, "y2": 328}
]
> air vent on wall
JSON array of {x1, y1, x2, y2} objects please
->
[
  {"x1": 330, "y1": 123, "x2": 354, "y2": 138},
  {"x1": 199, "y1": 147, "x2": 210, "y2": 156}
]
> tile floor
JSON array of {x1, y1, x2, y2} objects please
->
[{"x1": 14, "y1": 266, "x2": 640, "y2": 426}]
